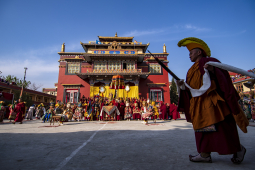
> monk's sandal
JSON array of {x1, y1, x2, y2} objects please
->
[{"x1": 189, "y1": 154, "x2": 212, "y2": 163}]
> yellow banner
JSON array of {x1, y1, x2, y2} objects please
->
[{"x1": 90, "y1": 85, "x2": 139, "y2": 99}]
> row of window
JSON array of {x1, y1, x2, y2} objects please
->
[
  {"x1": 94, "y1": 61, "x2": 135, "y2": 70},
  {"x1": 67, "y1": 62, "x2": 162, "y2": 74}
]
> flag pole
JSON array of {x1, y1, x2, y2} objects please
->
[{"x1": 19, "y1": 67, "x2": 28, "y2": 99}]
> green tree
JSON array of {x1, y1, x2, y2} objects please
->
[
  {"x1": 2, "y1": 75, "x2": 31, "y2": 88},
  {"x1": 170, "y1": 77, "x2": 178, "y2": 104},
  {"x1": 13, "y1": 90, "x2": 33, "y2": 108}
]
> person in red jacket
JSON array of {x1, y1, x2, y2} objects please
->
[
  {"x1": 13, "y1": 99, "x2": 25, "y2": 124},
  {"x1": 132, "y1": 100, "x2": 141, "y2": 120}
]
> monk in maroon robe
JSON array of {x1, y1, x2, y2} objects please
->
[
  {"x1": 159, "y1": 101, "x2": 167, "y2": 120},
  {"x1": 119, "y1": 99, "x2": 125, "y2": 120},
  {"x1": 170, "y1": 103, "x2": 180, "y2": 120},
  {"x1": 13, "y1": 99, "x2": 25, "y2": 124},
  {"x1": 177, "y1": 37, "x2": 248, "y2": 164}
]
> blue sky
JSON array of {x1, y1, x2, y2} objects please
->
[{"x1": 0, "y1": 0, "x2": 254, "y2": 91}]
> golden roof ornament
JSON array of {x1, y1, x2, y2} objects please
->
[
  {"x1": 115, "y1": 32, "x2": 118, "y2": 37},
  {"x1": 61, "y1": 43, "x2": 65, "y2": 52},
  {"x1": 163, "y1": 43, "x2": 167, "y2": 53}
]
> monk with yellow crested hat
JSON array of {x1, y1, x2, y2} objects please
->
[{"x1": 176, "y1": 37, "x2": 248, "y2": 164}]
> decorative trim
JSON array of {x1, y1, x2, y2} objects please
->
[
  {"x1": 62, "y1": 84, "x2": 82, "y2": 89},
  {"x1": 147, "y1": 83, "x2": 166, "y2": 87},
  {"x1": 145, "y1": 58, "x2": 165, "y2": 61},
  {"x1": 81, "y1": 66, "x2": 92, "y2": 68},
  {"x1": 59, "y1": 65, "x2": 66, "y2": 68},
  {"x1": 147, "y1": 83, "x2": 166, "y2": 85},
  {"x1": 62, "y1": 84, "x2": 82, "y2": 86}
]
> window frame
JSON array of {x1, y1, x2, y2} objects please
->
[
  {"x1": 65, "y1": 62, "x2": 81, "y2": 75},
  {"x1": 65, "y1": 89, "x2": 79, "y2": 103},
  {"x1": 149, "y1": 63, "x2": 163, "y2": 75},
  {"x1": 149, "y1": 88, "x2": 163, "y2": 102},
  {"x1": 108, "y1": 61, "x2": 121, "y2": 70}
]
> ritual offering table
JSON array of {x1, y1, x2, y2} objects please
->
[
  {"x1": 50, "y1": 116, "x2": 62, "y2": 125},
  {"x1": 100, "y1": 106, "x2": 120, "y2": 121}
]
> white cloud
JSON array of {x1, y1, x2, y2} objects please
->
[
  {"x1": 0, "y1": 58, "x2": 59, "y2": 91},
  {"x1": 0, "y1": 39, "x2": 90, "y2": 91},
  {"x1": 184, "y1": 24, "x2": 211, "y2": 32},
  {"x1": 1, "y1": 59, "x2": 58, "y2": 76},
  {"x1": 123, "y1": 29, "x2": 166, "y2": 37},
  {"x1": 122, "y1": 24, "x2": 211, "y2": 38},
  {"x1": 0, "y1": 45, "x2": 60, "y2": 90},
  {"x1": 240, "y1": 30, "x2": 246, "y2": 34}
]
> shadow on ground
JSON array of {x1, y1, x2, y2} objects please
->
[{"x1": 0, "y1": 120, "x2": 254, "y2": 170}]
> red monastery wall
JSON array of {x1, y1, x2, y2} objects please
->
[{"x1": 56, "y1": 67, "x2": 90, "y2": 102}]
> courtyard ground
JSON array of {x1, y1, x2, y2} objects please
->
[{"x1": 0, "y1": 115, "x2": 254, "y2": 170}]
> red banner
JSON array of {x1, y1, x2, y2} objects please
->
[{"x1": 2, "y1": 92, "x2": 14, "y2": 100}]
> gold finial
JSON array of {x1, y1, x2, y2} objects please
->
[
  {"x1": 163, "y1": 43, "x2": 167, "y2": 53},
  {"x1": 115, "y1": 32, "x2": 118, "y2": 37},
  {"x1": 61, "y1": 43, "x2": 65, "y2": 52},
  {"x1": 80, "y1": 41, "x2": 82, "y2": 44},
  {"x1": 147, "y1": 42, "x2": 150, "y2": 46}
]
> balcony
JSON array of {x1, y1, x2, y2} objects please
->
[
  {"x1": 76, "y1": 69, "x2": 149, "y2": 80},
  {"x1": 87, "y1": 69, "x2": 142, "y2": 73}
]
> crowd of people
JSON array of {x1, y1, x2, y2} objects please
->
[
  {"x1": 238, "y1": 90, "x2": 255, "y2": 122},
  {"x1": 0, "y1": 95, "x2": 181, "y2": 125}
]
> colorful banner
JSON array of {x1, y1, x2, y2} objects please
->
[{"x1": 93, "y1": 50, "x2": 136, "y2": 54}]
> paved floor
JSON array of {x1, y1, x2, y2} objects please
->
[{"x1": 0, "y1": 115, "x2": 254, "y2": 170}]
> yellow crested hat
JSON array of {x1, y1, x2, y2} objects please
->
[{"x1": 178, "y1": 37, "x2": 211, "y2": 57}]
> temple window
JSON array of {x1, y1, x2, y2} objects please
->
[
  {"x1": 94, "y1": 61, "x2": 107, "y2": 70},
  {"x1": 108, "y1": 61, "x2": 121, "y2": 70},
  {"x1": 236, "y1": 84, "x2": 243, "y2": 92},
  {"x1": 126, "y1": 61, "x2": 135, "y2": 70},
  {"x1": 150, "y1": 88, "x2": 163, "y2": 102},
  {"x1": 66, "y1": 89, "x2": 78, "y2": 103},
  {"x1": 149, "y1": 64, "x2": 161, "y2": 74},
  {"x1": 67, "y1": 62, "x2": 80, "y2": 74}
]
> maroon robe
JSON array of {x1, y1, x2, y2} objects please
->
[
  {"x1": 178, "y1": 57, "x2": 241, "y2": 154},
  {"x1": 119, "y1": 102, "x2": 125, "y2": 120},
  {"x1": 170, "y1": 104, "x2": 180, "y2": 120},
  {"x1": 14, "y1": 102, "x2": 25, "y2": 122},
  {"x1": 160, "y1": 102, "x2": 167, "y2": 120}
]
